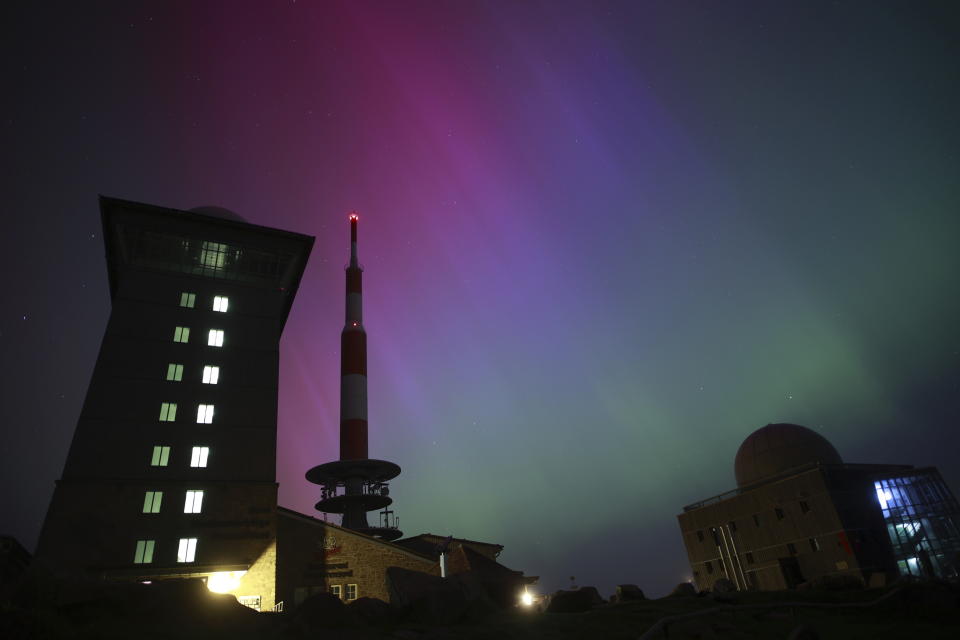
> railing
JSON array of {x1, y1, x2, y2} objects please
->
[{"x1": 272, "y1": 601, "x2": 284, "y2": 612}]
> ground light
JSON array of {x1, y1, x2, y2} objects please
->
[
  {"x1": 206, "y1": 571, "x2": 247, "y2": 594},
  {"x1": 520, "y1": 589, "x2": 534, "y2": 607}
]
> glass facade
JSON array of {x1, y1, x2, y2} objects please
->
[{"x1": 875, "y1": 471, "x2": 960, "y2": 579}]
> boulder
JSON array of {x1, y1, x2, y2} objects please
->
[
  {"x1": 287, "y1": 591, "x2": 357, "y2": 631},
  {"x1": 669, "y1": 582, "x2": 697, "y2": 597},
  {"x1": 545, "y1": 589, "x2": 594, "y2": 613},
  {"x1": 810, "y1": 574, "x2": 864, "y2": 590},
  {"x1": 615, "y1": 584, "x2": 645, "y2": 602},
  {"x1": 347, "y1": 596, "x2": 392, "y2": 625}
]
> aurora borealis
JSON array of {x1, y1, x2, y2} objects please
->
[{"x1": 2, "y1": 1, "x2": 959, "y2": 596}]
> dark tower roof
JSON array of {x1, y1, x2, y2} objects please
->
[{"x1": 734, "y1": 423, "x2": 843, "y2": 488}]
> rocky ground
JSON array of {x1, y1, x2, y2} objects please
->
[{"x1": 2, "y1": 567, "x2": 958, "y2": 640}]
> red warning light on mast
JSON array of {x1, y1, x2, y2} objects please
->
[{"x1": 349, "y1": 212, "x2": 359, "y2": 221}]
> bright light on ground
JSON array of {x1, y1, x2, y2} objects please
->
[
  {"x1": 206, "y1": 570, "x2": 247, "y2": 594},
  {"x1": 521, "y1": 590, "x2": 534, "y2": 606}
]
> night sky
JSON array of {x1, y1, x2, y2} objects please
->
[{"x1": 2, "y1": 1, "x2": 959, "y2": 597}]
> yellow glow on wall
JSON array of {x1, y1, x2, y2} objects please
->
[{"x1": 207, "y1": 570, "x2": 247, "y2": 594}]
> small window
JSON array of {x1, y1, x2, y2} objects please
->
[
  {"x1": 710, "y1": 527, "x2": 720, "y2": 546},
  {"x1": 753, "y1": 514, "x2": 761, "y2": 527},
  {"x1": 799, "y1": 500, "x2": 810, "y2": 514},
  {"x1": 190, "y1": 446, "x2": 210, "y2": 468},
  {"x1": 197, "y1": 404, "x2": 214, "y2": 424},
  {"x1": 696, "y1": 530, "x2": 704, "y2": 542},
  {"x1": 809, "y1": 537, "x2": 821, "y2": 552},
  {"x1": 150, "y1": 446, "x2": 170, "y2": 466},
  {"x1": 728, "y1": 520, "x2": 737, "y2": 533},
  {"x1": 705, "y1": 561, "x2": 713, "y2": 574},
  {"x1": 208, "y1": 329, "x2": 224, "y2": 347},
  {"x1": 166, "y1": 363, "x2": 184, "y2": 381},
  {"x1": 346, "y1": 584, "x2": 358, "y2": 601},
  {"x1": 202, "y1": 365, "x2": 219, "y2": 384},
  {"x1": 775, "y1": 507, "x2": 785, "y2": 521},
  {"x1": 173, "y1": 326, "x2": 190, "y2": 343},
  {"x1": 180, "y1": 292, "x2": 196, "y2": 308},
  {"x1": 177, "y1": 537, "x2": 197, "y2": 562},
  {"x1": 142, "y1": 491, "x2": 163, "y2": 513},
  {"x1": 159, "y1": 402, "x2": 177, "y2": 422},
  {"x1": 787, "y1": 542, "x2": 797, "y2": 556},
  {"x1": 330, "y1": 585, "x2": 342, "y2": 598},
  {"x1": 184, "y1": 490, "x2": 204, "y2": 513},
  {"x1": 745, "y1": 552, "x2": 755, "y2": 564},
  {"x1": 213, "y1": 296, "x2": 229, "y2": 312},
  {"x1": 134, "y1": 540, "x2": 155, "y2": 564}
]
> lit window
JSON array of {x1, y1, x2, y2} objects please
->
[
  {"x1": 166, "y1": 363, "x2": 184, "y2": 382},
  {"x1": 150, "y1": 446, "x2": 170, "y2": 466},
  {"x1": 179, "y1": 292, "x2": 196, "y2": 308},
  {"x1": 197, "y1": 404, "x2": 214, "y2": 424},
  {"x1": 142, "y1": 491, "x2": 163, "y2": 513},
  {"x1": 202, "y1": 366, "x2": 219, "y2": 384},
  {"x1": 184, "y1": 490, "x2": 204, "y2": 513},
  {"x1": 159, "y1": 402, "x2": 177, "y2": 422},
  {"x1": 177, "y1": 537, "x2": 197, "y2": 562},
  {"x1": 346, "y1": 584, "x2": 358, "y2": 601},
  {"x1": 200, "y1": 241, "x2": 227, "y2": 270},
  {"x1": 190, "y1": 446, "x2": 210, "y2": 468},
  {"x1": 208, "y1": 330, "x2": 224, "y2": 347},
  {"x1": 213, "y1": 296, "x2": 229, "y2": 312},
  {"x1": 330, "y1": 585, "x2": 342, "y2": 598},
  {"x1": 809, "y1": 537, "x2": 821, "y2": 552},
  {"x1": 173, "y1": 326, "x2": 190, "y2": 343},
  {"x1": 134, "y1": 540, "x2": 155, "y2": 564}
]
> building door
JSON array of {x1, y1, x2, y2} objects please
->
[{"x1": 778, "y1": 557, "x2": 805, "y2": 589}]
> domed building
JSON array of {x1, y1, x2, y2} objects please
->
[{"x1": 677, "y1": 423, "x2": 960, "y2": 591}]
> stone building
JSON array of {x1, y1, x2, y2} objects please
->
[
  {"x1": 678, "y1": 423, "x2": 960, "y2": 592},
  {"x1": 35, "y1": 197, "x2": 530, "y2": 612}
]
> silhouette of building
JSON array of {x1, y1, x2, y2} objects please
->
[
  {"x1": 35, "y1": 197, "x2": 314, "y2": 609},
  {"x1": 678, "y1": 423, "x2": 960, "y2": 591},
  {"x1": 36, "y1": 197, "x2": 533, "y2": 611}
]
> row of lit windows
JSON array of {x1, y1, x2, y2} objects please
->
[
  {"x1": 133, "y1": 538, "x2": 198, "y2": 564},
  {"x1": 180, "y1": 292, "x2": 229, "y2": 313},
  {"x1": 695, "y1": 501, "x2": 813, "y2": 543},
  {"x1": 141, "y1": 490, "x2": 205, "y2": 514},
  {"x1": 157, "y1": 403, "x2": 215, "y2": 424},
  {"x1": 173, "y1": 327, "x2": 225, "y2": 346},
  {"x1": 150, "y1": 445, "x2": 209, "y2": 467},
  {"x1": 166, "y1": 364, "x2": 220, "y2": 384}
]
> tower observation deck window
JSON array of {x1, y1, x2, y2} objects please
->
[
  {"x1": 134, "y1": 540, "x2": 155, "y2": 564},
  {"x1": 177, "y1": 538, "x2": 197, "y2": 562},
  {"x1": 213, "y1": 296, "x2": 229, "y2": 312},
  {"x1": 208, "y1": 330, "x2": 224, "y2": 347}
]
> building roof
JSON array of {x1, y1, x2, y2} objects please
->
[
  {"x1": 276, "y1": 507, "x2": 434, "y2": 562},
  {"x1": 394, "y1": 533, "x2": 504, "y2": 558},
  {"x1": 734, "y1": 423, "x2": 843, "y2": 488}
]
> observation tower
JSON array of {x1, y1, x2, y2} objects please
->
[{"x1": 306, "y1": 214, "x2": 402, "y2": 540}]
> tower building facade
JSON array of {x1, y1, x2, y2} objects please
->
[
  {"x1": 36, "y1": 197, "x2": 313, "y2": 610},
  {"x1": 306, "y1": 215, "x2": 403, "y2": 540}
]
